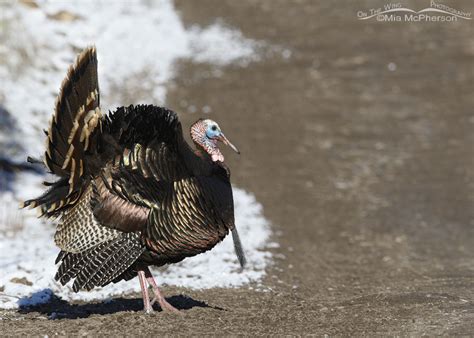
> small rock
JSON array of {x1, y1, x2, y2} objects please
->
[
  {"x1": 10, "y1": 277, "x2": 33, "y2": 286},
  {"x1": 19, "y1": 0, "x2": 39, "y2": 9},
  {"x1": 47, "y1": 11, "x2": 82, "y2": 22}
]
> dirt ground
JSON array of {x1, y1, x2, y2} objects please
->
[{"x1": 2, "y1": 0, "x2": 474, "y2": 335}]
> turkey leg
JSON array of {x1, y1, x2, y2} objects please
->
[
  {"x1": 144, "y1": 267, "x2": 180, "y2": 313},
  {"x1": 138, "y1": 270, "x2": 153, "y2": 313}
]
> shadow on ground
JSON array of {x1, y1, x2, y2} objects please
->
[{"x1": 17, "y1": 289, "x2": 222, "y2": 319}]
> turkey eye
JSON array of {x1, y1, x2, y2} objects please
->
[{"x1": 211, "y1": 125, "x2": 217, "y2": 131}]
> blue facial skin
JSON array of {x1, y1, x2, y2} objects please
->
[{"x1": 206, "y1": 125, "x2": 221, "y2": 139}]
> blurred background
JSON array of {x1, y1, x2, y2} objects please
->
[{"x1": 1, "y1": 0, "x2": 474, "y2": 335}]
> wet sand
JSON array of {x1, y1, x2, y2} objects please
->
[{"x1": 2, "y1": 0, "x2": 474, "y2": 335}]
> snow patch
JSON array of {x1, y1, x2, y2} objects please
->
[{"x1": 18, "y1": 289, "x2": 54, "y2": 308}]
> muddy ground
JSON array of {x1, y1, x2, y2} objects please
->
[{"x1": 2, "y1": 0, "x2": 474, "y2": 335}]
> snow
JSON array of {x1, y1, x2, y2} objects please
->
[
  {"x1": 0, "y1": 0, "x2": 276, "y2": 309},
  {"x1": 18, "y1": 289, "x2": 54, "y2": 308}
]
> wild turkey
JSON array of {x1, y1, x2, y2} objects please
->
[{"x1": 22, "y1": 46, "x2": 246, "y2": 313}]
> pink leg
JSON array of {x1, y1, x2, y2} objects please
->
[
  {"x1": 144, "y1": 267, "x2": 180, "y2": 313},
  {"x1": 138, "y1": 270, "x2": 153, "y2": 314}
]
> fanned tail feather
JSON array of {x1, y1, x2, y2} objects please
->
[
  {"x1": 22, "y1": 46, "x2": 103, "y2": 217},
  {"x1": 21, "y1": 178, "x2": 75, "y2": 217}
]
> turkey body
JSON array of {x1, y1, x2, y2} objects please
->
[{"x1": 23, "y1": 47, "x2": 244, "y2": 305}]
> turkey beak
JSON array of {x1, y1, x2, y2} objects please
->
[{"x1": 219, "y1": 133, "x2": 240, "y2": 154}]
